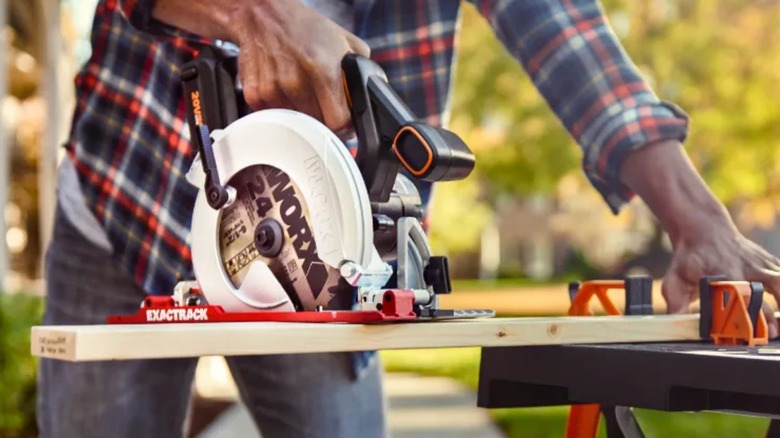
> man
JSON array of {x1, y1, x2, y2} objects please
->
[{"x1": 38, "y1": 0, "x2": 780, "y2": 437}]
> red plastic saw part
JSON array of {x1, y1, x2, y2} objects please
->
[{"x1": 106, "y1": 290, "x2": 419, "y2": 324}]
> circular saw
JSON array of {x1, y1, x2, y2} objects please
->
[{"x1": 107, "y1": 46, "x2": 494, "y2": 324}]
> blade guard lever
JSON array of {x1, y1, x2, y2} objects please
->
[
  {"x1": 181, "y1": 46, "x2": 246, "y2": 210},
  {"x1": 341, "y1": 54, "x2": 476, "y2": 203}
]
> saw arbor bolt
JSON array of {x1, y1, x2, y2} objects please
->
[{"x1": 255, "y1": 218, "x2": 284, "y2": 258}]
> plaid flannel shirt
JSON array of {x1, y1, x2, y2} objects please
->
[{"x1": 68, "y1": 0, "x2": 689, "y2": 298}]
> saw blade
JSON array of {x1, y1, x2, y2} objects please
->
[{"x1": 216, "y1": 164, "x2": 354, "y2": 311}]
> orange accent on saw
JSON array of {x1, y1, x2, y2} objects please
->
[
  {"x1": 708, "y1": 281, "x2": 768, "y2": 347},
  {"x1": 190, "y1": 90, "x2": 203, "y2": 126},
  {"x1": 342, "y1": 69, "x2": 352, "y2": 109},
  {"x1": 392, "y1": 125, "x2": 433, "y2": 177}
]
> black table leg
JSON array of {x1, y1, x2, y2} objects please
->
[
  {"x1": 601, "y1": 405, "x2": 645, "y2": 438},
  {"x1": 766, "y1": 419, "x2": 780, "y2": 438}
]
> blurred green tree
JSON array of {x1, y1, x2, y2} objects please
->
[
  {"x1": 430, "y1": 0, "x2": 780, "y2": 257},
  {"x1": 618, "y1": 0, "x2": 780, "y2": 229}
]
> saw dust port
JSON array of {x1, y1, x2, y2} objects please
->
[{"x1": 217, "y1": 164, "x2": 354, "y2": 311}]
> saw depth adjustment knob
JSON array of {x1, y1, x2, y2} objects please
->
[
  {"x1": 424, "y1": 256, "x2": 452, "y2": 295},
  {"x1": 254, "y1": 218, "x2": 284, "y2": 258}
]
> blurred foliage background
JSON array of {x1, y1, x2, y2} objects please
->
[
  {"x1": 4, "y1": 0, "x2": 780, "y2": 437},
  {"x1": 429, "y1": 0, "x2": 780, "y2": 282},
  {"x1": 0, "y1": 294, "x2": 41, "y2": 438}
]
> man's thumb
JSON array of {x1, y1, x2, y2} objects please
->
[
  {"x1": 761, "y1": 302, "x2": 778, "y2": 339},
  {"x1": 662, "y1": 271, "x2": 692, "y2": 314}
]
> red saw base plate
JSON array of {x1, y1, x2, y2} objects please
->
[{"x1": 106, "y1": 291, "x2": 495, "y2": 325}]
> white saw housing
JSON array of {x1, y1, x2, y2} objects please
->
[{"x1": 187, "y1": 109, "x2": 389, "y2": 312}]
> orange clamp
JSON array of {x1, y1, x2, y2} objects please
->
[
  {"x1": 567, "y1": 280, "x2": 626, "y2": 317},
  {"x1": 565, "y1": 279, "x2": 640, "y2": 438},
  {"x1": 706, "y1": 281, "x2": 768, "y2": 347},
  {"x1": 563, "y1": 276, "x2": 770, "y2": 438}
]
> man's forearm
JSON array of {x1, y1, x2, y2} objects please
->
[
  {"x1": 151, "y1": 0, "x2": 297, "y2": 42},
  {"x1": 150, "y1": 0, "x2": 235, "y2": 40},
  {"x1": 619, "y1": 140, "x2": 736, "y2": 245}
]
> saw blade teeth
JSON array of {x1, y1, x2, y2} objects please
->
[{"x1": 216, "y1": 164, "x2": 353, "y2": 312}]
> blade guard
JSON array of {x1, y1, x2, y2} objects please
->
[
  {"x1": 181, "y1": 48, "x2": 464, "y2": 314},
  {"x1": 188, "y1": 110, "x2": 389, "y2": 312}
]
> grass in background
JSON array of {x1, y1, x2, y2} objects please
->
[
  {"x1": 380, "y1": 348, "x2": 770, "y2": 437},
  {"x1": 451, "y1": 278, "x2": 561, "y2": 291},
  {"x1": 0, "y1": 293, "x2": 43, "y2": 437}
]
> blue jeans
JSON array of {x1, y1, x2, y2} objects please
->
[{"x1": 36, "y1": 203, "x2": 388, "y2": 438}]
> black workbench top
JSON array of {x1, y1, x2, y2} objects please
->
[{"x1": 477, "y1": 341, "x2": 780, "y2": 417}]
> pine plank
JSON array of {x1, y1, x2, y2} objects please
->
[{"x1": 30, "y1": 314, "x2": 703, "y2": 362}]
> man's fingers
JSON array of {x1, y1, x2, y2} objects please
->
[
  {"x1": 761, "y1": 253, "x2": 780, "y2": 272},
  {"x1": 756, "y1": 268, "x2": 780, "y2": 313},
  {"x1": 239, "y1": 25, "x2": 370, "y2": 134},
  {"x1": 661, "y1": 270, "x2": 694, "y2": 314},
  {"x1": 346, "y1": 33, "x2": 371, "y2": 58},
  {"x1": 749, "y1": 267, "x2": 780, "y2": 339},
  {"x1": 310, "y1": 61, "x2": 353, "y2": 133},
  {"x1": 279, "y1": 65, "x2": 324, "y2": 123},
  {"x1": 241, "y1": 52, "x2": 290, "y2": 111},
  {"x1": 761, "y1": 302, "x2": 778, "y2": 338},
  {"x1": 238, "y1": 50, "x2": 264, "y2": 110}
]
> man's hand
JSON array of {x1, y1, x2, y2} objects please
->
[
  {"x1": 620, "y1": 140, "x2": 780, "y2": 337},
  {"x1": 152, "y1": 0, "x2": 370, "y2": 134}
]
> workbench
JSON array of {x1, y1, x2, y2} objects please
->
[
  {"x1": 30, "y1": 276, "x2": 780, "y2": 437},
  {"x1": 477, "y1": 341, "x2": 780, "y2": 436}
]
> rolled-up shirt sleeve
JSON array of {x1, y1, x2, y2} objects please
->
[
  {"x1": 116, "y1": 0, "x2": 211, "y2": 46},
  {"x1": 468, "y1": 0, "x2": 690, "y2": 213},
  {"x1": 116, "y1": 0, "x2": 157, "y2": 31}
]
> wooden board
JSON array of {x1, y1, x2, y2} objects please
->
[{"x1": 31, "y1": 314, "x2": 702, "y2": 362}]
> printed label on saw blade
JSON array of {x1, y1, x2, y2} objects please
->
[{"x1": 218, "y1": 164, "x2": 353, "y2": 311}]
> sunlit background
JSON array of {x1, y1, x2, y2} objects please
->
[{"x1": 2, "y1": 1, "x2": 780, "y2": 437}]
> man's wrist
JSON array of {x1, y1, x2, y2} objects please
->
[
  {"x1": 150, "y1": 0, "x2": 280, "y2": 42},
  {"x1": 619, "y1": 139, "x2": 735, "y2": 245}
]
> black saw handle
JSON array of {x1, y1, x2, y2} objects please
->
[
  {"x1": 180, "y1": 48, "x2": 476, "y2": 208},
  {"x1": 341, "y1": 54, "x2": 475, "y2": 203}
]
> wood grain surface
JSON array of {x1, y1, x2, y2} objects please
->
[{"x1": 31, "y1": 314, "x2": 702, "y2": 362}]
